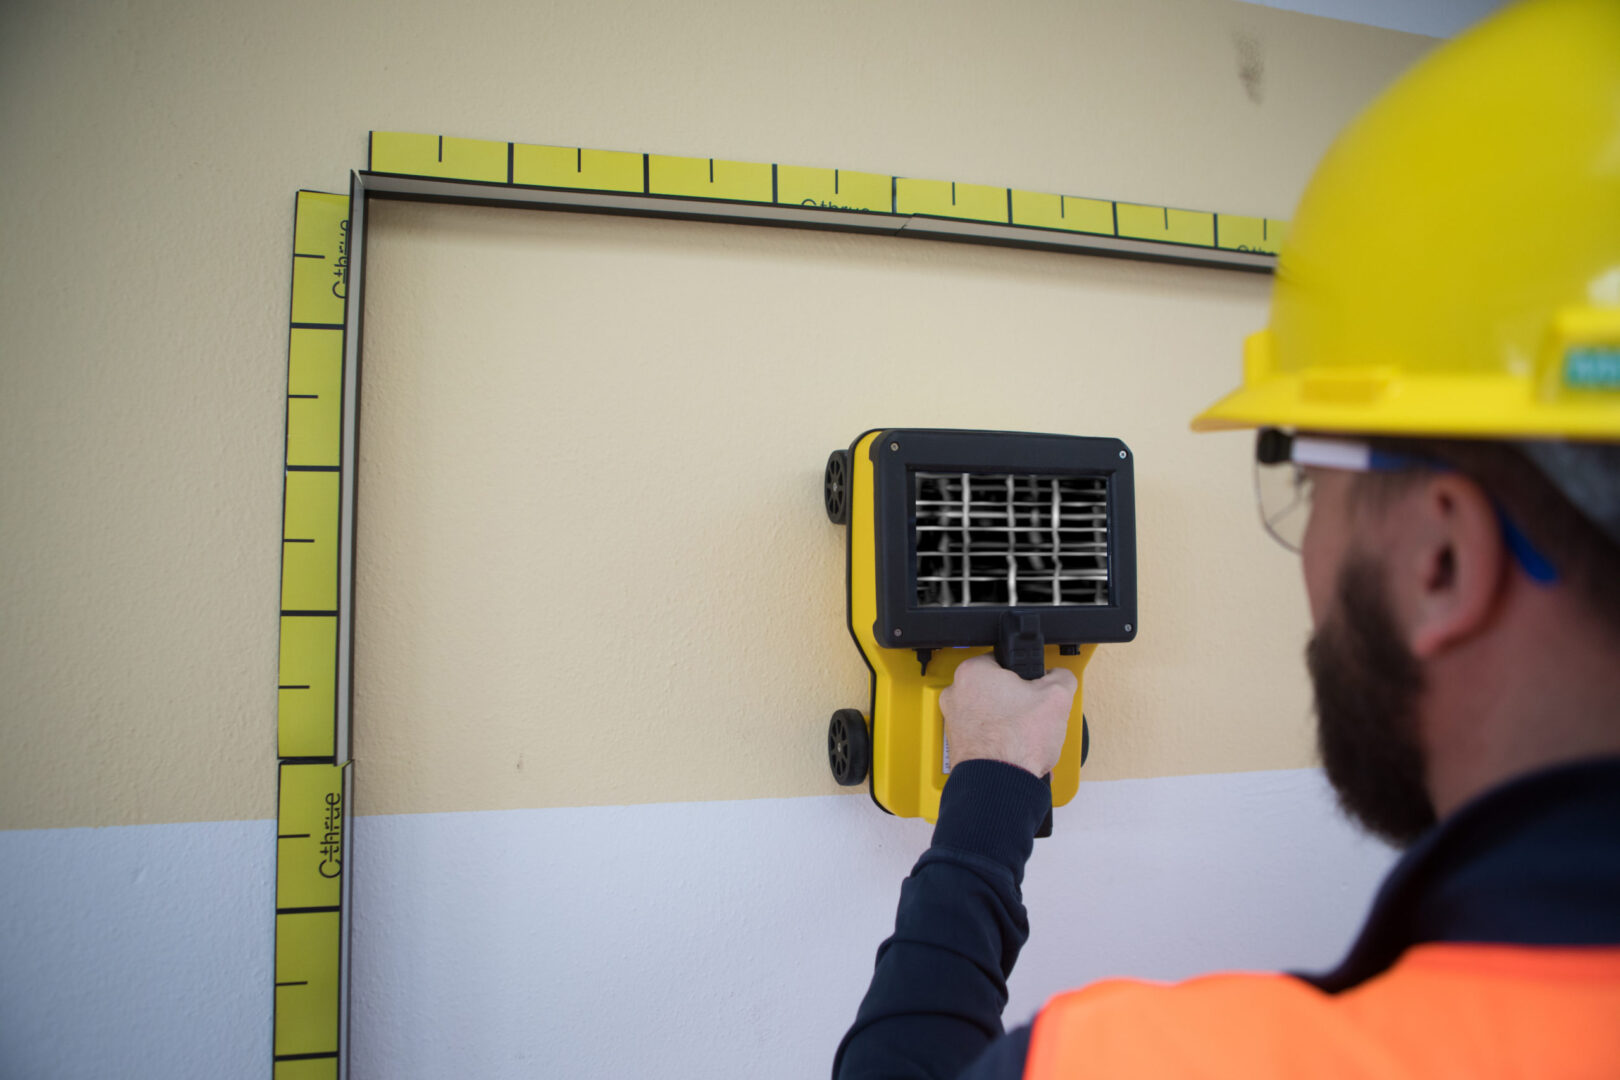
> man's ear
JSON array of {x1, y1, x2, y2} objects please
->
[{"x1": 1400, "y1": 472, "x2": 1508, "y2": 660}]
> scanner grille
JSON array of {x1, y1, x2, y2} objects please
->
[{"x1": 913, "y1": 472, "x2": 1109, "y2": 608}]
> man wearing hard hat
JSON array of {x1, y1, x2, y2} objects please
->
[{"x1": 834, "y1": 1, "x2": 1620, "y2": 1076}]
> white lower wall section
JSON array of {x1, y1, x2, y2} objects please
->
[
  {"x1": 0, "y1": 770, "x2": 1396, "y2": 1079},
  {"x1": 0, "y1": 818, "x2": 277, "y2": 1078},
  {"x1": 1240, "y1": 0, "x2": 1507, "y2": 38}
]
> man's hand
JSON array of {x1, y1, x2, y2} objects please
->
[{"x1": 939, "y1": 654, "x2": 1078, "y2": 777}]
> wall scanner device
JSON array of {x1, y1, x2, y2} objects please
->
[{"x1": 823, "y1": 429, "x2": 1138, "y2": 833}]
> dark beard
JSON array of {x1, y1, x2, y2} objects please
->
[{"x1": 1306, "y1": 556, "x2": 1437, "y2": 847}]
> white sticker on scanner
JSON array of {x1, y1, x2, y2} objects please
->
[{"x1": 942, "y1": 735, "x2": 952, "y2": 775}]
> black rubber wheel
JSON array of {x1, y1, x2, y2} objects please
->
[
  {"x1": 824, "y1": 450, "x2": 851, "y2": 525},
  {"x1": 1081, "y1": 714, "x2": 1091, "y2": 767},
  {"x1": 828, "y1": 708, "x2": 870, "y2": 786}
]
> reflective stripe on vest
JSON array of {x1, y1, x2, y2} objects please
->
[{"x1": 1024, "y1": 944, "x2": 1620, "y2": 1079}]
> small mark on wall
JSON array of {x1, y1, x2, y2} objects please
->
[{"x1": 1235, "y1": 33, "x2": 1265, "y2": 104}]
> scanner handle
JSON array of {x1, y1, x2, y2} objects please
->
[{"x1": 993, "y1": 612, "x2": 1054, "y2": 838}]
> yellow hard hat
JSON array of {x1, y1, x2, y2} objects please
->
[{"x1": 1192, "y1": 0, "x2": 1620, "y2": 441}]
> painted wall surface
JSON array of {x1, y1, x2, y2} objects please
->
[
  {"x1": 0, "y1": 0, "x2": 1436, "y2": 832},
  {"x1": 1239, "y1": 0, "x2": 1509, "y2": 36},
  {"x1": 355, "y1": 199, "x2": 1310, "y2": 814},
  {"x1": 2, "y1": 772, "x2": 1395, "y2": 1079},
  {"x1": 1, "y1": 0, "x2": 1448, "y2": 1074}
]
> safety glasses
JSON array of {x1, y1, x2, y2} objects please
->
[{"x1": 1253, "y1": 428, "x2": 1558, "y2": 583}]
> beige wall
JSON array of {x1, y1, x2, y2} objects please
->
[
  {"x1": 355, "y1": 200, "x2": 1303, "y2": 814},
  {"x1": 0, "y1": 0, "x2": 1434, "y2": 829}
]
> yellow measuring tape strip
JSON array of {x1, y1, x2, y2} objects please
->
[
  {"x1": 275, "y1": 190, "x2": 351, "y2": 1079},
  {"x1": 367, "y1": 131, "x2": 1286, "y2": 255},
  {"x1": 270, "y1": 135, "x2": 1285, "y2": 1075}
]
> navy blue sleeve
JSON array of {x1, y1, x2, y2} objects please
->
[{"x1": 832, "y1": 760, "x2": 1048, "y2": 1080}]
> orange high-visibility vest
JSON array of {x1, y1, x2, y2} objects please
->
[{"x1": 1025, "y1": 944, "x2": 1620, "y2": 1079}]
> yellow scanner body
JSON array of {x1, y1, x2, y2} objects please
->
[{"x1": 830, "y1": 429, "x2": 1135, "y2": 824}]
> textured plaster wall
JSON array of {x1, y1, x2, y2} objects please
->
[
  {"x1": 344, "y1": 774, "x2": 1396, "y2": 1080},
  {"x1": 1246, "y1": 0, "x2": 1507, "y2": 36},
  {"x1": 0, "y1": 0, "x2": 1434, "y2": 831},
  {"x1": 355, "y1": 200, "x2": 1306, "y2": 814},
  {"x1": 0, "y1": 772, "x2": 1397, "y2": 1078},
  {"x1": 0, "y1": 0, "x2": 1446, "y2": 1074}
]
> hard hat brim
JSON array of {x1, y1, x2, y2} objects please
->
[{"x1": 1191, "y1": 374, "x2": 1620, "y2": 441}]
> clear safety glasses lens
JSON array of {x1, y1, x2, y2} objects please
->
[
  {"x1": 1254, "y1": 457, "x2": 1314, "y2": 553},
  {"x1": 1251, "y1": 427, "x2": 1559, "y2": 581}
]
